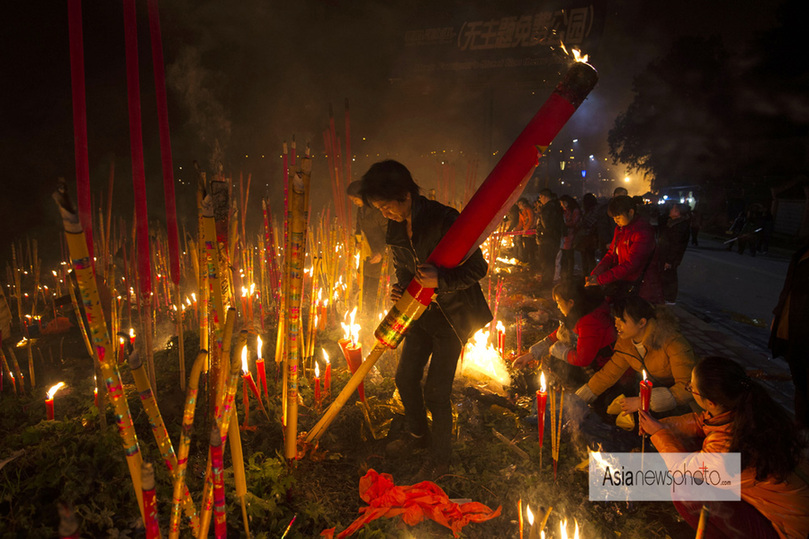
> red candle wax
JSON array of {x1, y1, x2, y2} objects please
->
[
  {"x1": 256, "y1": 358, "x2": 268, "y2": 399},
  {"x1": 338, "y1": 338, "x2": 365, "y2": 402},
  {"x1": 314, "y1": 375, "x2": 321, "y2": 405},
  {"x1": 324, "y1": 362, "x2": 332, "y2": 396},
  {"x1": 537, "y1": 372, "x2": 547, "y2": 447},
  {"x1": 639, "y1": 370, "x2": 653, "y2": 434},
  {"x1": 46, "y1": 398, "x2": 55, "y2": 420},
  {"x1": 242, "y1": 376, "x2": 250, "y2": 425}
]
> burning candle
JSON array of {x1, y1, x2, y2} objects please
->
[
  {"x1": 241, "y1": 345, "x2": 267, "y2": 422},
  {"x1": 248, "y1": 283, "x2": 255, "y2": 321},
  {"x1": 339, "y1": 308, "x2": 365, "y2": 402},
  {"x1": 496, "y1": 320, "x2": 506, "y2": 358},
  {"x1": 46, "y1": 382, "x2": 66, "y2": 420},
  {"x1": 129, "y1": 328, "x2": 136, "y2": 346},
  {"x1": 526, "y1": 504, "x2": 539, "y2": 539},
  {"x1": 639, "y1": 369, "x2": 652, "y2": 434},
  {"x1": 93, "y1": 374, "x2": 98, "y2": 408},
  {"x1": 322, "y1": 349, "x2": 331, "y2": 396},
  {"x1": 241, "y1": 286, "x2": 249, "y2": 319},
  {"x1": 320, "y1": 296, "x2": 328, "y2": 329},
  {"x1": 314, "y1": 362, "x2": 321, "y2": 406},
  {"x1": 536, "y1": 372, "x2": 547, "y2": 449},
  {"x1": 256, "y1": 335, "x2": 267, "y2": 400}
]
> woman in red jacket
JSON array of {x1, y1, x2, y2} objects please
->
[
  {"x1": 514, "y1": 280, "x2": 616, "y2": 383},
  {"x1": 640, "y1": 357, "x2": 809, "y2": 539},
  {"x1": 586, "y1": 195, "x2": 663, "y2": 304}
]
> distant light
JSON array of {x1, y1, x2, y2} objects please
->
[
  {"x1": 624, "y1": 177, "x2": 630, "y2": 183},
  {"x1": 572, "y1": 139, "x2": 578, "y2": 143},
  {"x1": 589, "y1": 155, "x2": 594, "y2": 160}
]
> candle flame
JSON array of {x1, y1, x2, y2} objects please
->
[
  {"x1": 257, "y1": 336, "x2": 263, "y2": 359},
  {"x1": 341, "y1": 307, "x2": 360, "y2": 345},
  {"x1": 322, "y1": 348, "x2": 330, "y2": 364},
  {"x1": 241, "y1": 286, "x2": 248, "y2": 297},
  {"x1": 186, "y1": 296, "x2": 192, "y2": 306},
  {"x1": 130, "y1": 328, "x2": 136, "y2": 339},
  {"x1": 191, "y1": 293, "x2": 197, "y2": 302},
  {"x1": 315, "y1": 362, "x2": 320, "y2": 377},
  {"x1": 642, "y1": 369, "x2": 648, "y2": 382},
  {"x1": 526, "y1": 504, "x2": 534, "y2": 525},
  {"x1": 540, "y1": 371, "x2": 547, "y2": 392},
  {"x1": 496, "y1": 320, "x2": 505, "y2": 332},
  {"x1": 317, "y1": 288, "x2": 323, "y2": 302},
  {"x1": 241, "y1": 345, "x2": 248, "y2": 373},
  {"x1": 250, "y1": 283, "x2": 255, "y2": 295},
  {"x1": 47, "y1": 382, "x2": 66, "y2": 400}
]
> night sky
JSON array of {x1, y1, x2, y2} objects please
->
[{"x1": 0, "y1": 0, "x2": 785, "y2": 266}]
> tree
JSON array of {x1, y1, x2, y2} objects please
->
[{"x1": 608, "y1": 36, "x2": 740, "y2": 191}]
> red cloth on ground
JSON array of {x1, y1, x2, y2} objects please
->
[{"x1": 321, "y1": 469, "x2": 501, "y2": 538}]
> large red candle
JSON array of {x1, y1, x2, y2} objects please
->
[
  {"x1": 46, "y1": 382, "x2": 65, "y2": 420},
  {"x1": 338, "y1": 338, "x2": 365, "y2": 402},
  {"x1": 256, "y1": 336, "x2": 268, "y2": 400},
  {"x1": 536, "y1": 372, "x2": 547, "y2": 448},
  {"x1": 314, "y1": 363, "x2": 321, "y2": 406},
  {"x1": 639, "y1": 370, "x2": 653, "y2": 434},
  {"x1": 323, "y1": 349, "x2": 332, "y2": 396}
]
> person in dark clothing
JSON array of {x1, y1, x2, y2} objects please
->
[
  {"x1": 770, "y1": 240, "x2": 809, "y2": 427},
  {"x1": 658, "y1": 204, "x2": 691, "y2": 304},
  {"x1": 360, "y1": 160, "x2": 492, "y2": 479},
  {"x1": 578, "y1": 193, "x2": 600, "y2": 276},
  {"x1": 559, "y1": 195, "x2": 581, "y2": 280},
  {"x1": 536, "y1": 188, "x2": 564, "y2": 286},
  {"x1": 690, "y1": 207, "x2": 702, "y2": 247},
  {"x1": 347, "y1": 181, "x2": 389, "y2": 315}
]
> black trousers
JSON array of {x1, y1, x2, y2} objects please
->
[
  {"x1": 395, "y1": 305, "x2": 463, "y2": 464},
  {"x1": 537, "y1": 241, "x2": 559, "y2": 283},
  {"x1": 660, "y1": 266, "x2": 679, "y2": 303}
]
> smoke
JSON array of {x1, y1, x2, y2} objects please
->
[{"x1": 166, "y1": 46, "x2": 232, "y2": 174}]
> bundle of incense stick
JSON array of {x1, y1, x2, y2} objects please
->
[{"x1": 549, "y1": 386, "x2": 564, "y2": 480}]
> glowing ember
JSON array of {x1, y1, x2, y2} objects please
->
[
  {"x1": 47, "y1": 382, "x2": 66, "y2": 400},
  {"x1": 459, "y1": 328, "x2": 511, "y2": 386},
  {"x1": 241, "y1": 345, "x2": 248, "y2": 374}
]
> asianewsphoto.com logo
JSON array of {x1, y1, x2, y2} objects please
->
[{"x1": 589, "y1": 452, "x2": 741, "y2": 502}]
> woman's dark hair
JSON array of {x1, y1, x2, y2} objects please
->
[
  {"x1": 611, "y1": 295, "x2": 656, "y2": 323},
  {"x1": 582, "y1": 193, "x2": 598, "y2": 212},
  {"x1": 517, "y1": 197, "x2": 530, "y2": 208},
  {"x1": 360, "y1": 160, "x2": 420, "y2": 205},
  {"x1": 694, "y1": 356, "x2": 804, "y2": 482},
  {"x1": 559, "y1": 194, "x2": 580, "y2": 211},
  {"x1": 346, "y1": 180, "x2": 362, "y2": 197},
  {"x1": 552, "y1": 278, "x2": 604, "y2": 327},
  {"x1": 607, "y1": 195, "x2": 637, "y2": 218}
]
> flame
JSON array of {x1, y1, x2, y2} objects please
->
[
  {"x1": 322, "y1": 348, "x2": 330, "y2": 364},
  {"x1": 496, "y1": 320, "x2": 505, "y2": 333},
  {"x1": 47, "y1": 382, "x2": 66, "y2": 400},
  {"x1": 459, "y1": 328, "x2": 511, "y2": 386},
  {"x1": 191, "y1": 293, "x2": 197, "y2": 302},
  {"x1": 561, "y1": 42, "x2": 589, "y2": 63},
  {"x1": 315, "y1": 362, "x2": 320, "y2": 377},
  {"x1": 129, "y1": 328, "x2": 136, "y2": 340},
  {"x1": 186, "y1": 296, "x2": 192, "y2": 307},
  {"x1": 341, "y1": 307, "x2": 360, "y2": 345},
  {"x1": 317, "y1": 288, "x2": 323, "y2": 302},
  {"x1": 540, "y1": 371, "x2": 547, "y2": 392},
  {"x1": 355, "y1": 252, "x2": 360, "y2": 269},
  {"x1": 642, "y1": 369, "x2": 648, "y2": 382},
  {"x1": 526, "y1": 504, "x2": 535, "y2": 526},
  {"x1": 257, "y1": 336, "x2": 263, "y2": 359},
  {"x1": 250, "y1": 283, "x2": 255, "y2": 295},
  {"x1": 241, "y1": 286, "x2": 248, "y2": 297},
  {"x1": 558, "y1": 519, "x2": 580, "y2": 539},
  {"x1": 241, "y1": 345, "x2": 248, "y2": 374}
]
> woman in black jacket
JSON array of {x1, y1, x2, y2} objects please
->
[{"x1": 360, "y1": 160, "x2": 492, "y2": 479}]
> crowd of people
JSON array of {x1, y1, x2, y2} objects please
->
[{"x1": 351, "y1": 162, "x2": 809, "y2": 538}]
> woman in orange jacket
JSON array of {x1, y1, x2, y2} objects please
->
[{"x1": 640, "y1": 356, "x2": 809, "y2": 539}]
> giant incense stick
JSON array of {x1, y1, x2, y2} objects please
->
[
  {"x1": 128, "y1": 347, "x2": 199, "y2": 530},
  {"x1": 54, "y1": 183, "x2": 145, "y2": 521},
  {"x1": 284, "y1": 158, "x2": 312, "y2": 460},
  {"x1": 67, "y1": 0, "x2": 93, "y2": 258},
  {"x1": 305, "y1": 61, "x2": 598, "y2": 445}
]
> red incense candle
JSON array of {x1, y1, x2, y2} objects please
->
[
  {"x1": 46, "y1": 382, "x2": 65, "y2": 420},
  {"x1": 242, "y1": 376, "x2": 250, "y2": 426},
  {"x1": 639, "y1": 369, "x2": 653, "y2": 434},
  {"x1": 314, "y1": 363, "x2": 321, "y2": 406},
  {"x1": 256, "y1": 336, "x2": 268, "y2": 399},
  {"x1": 536, "y1": 372, "x2": 547, "y2": 448},
  {"x1": 141, "y1": 462, "x2": 160, "y2": 539},
  {"x1": 338, "y1": 338, "x2": 365, "y2": 402},
  {"x1": 323, "y1": 349, "x2": 332, "y2": 396}
]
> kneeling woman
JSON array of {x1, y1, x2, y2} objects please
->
[
  {"x1": 514, "y1": 280, "x2": 616, "y2": 384},
  {"x1": 575, "y1": 295, "x2": 696, "y2": 414},
  {"x1": 640, "y1": 357, "x2": 809, "y2": 539}
]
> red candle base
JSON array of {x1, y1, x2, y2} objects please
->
[{"x1": 46, "y1": 399, "x2": 54, "y2": 420}]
